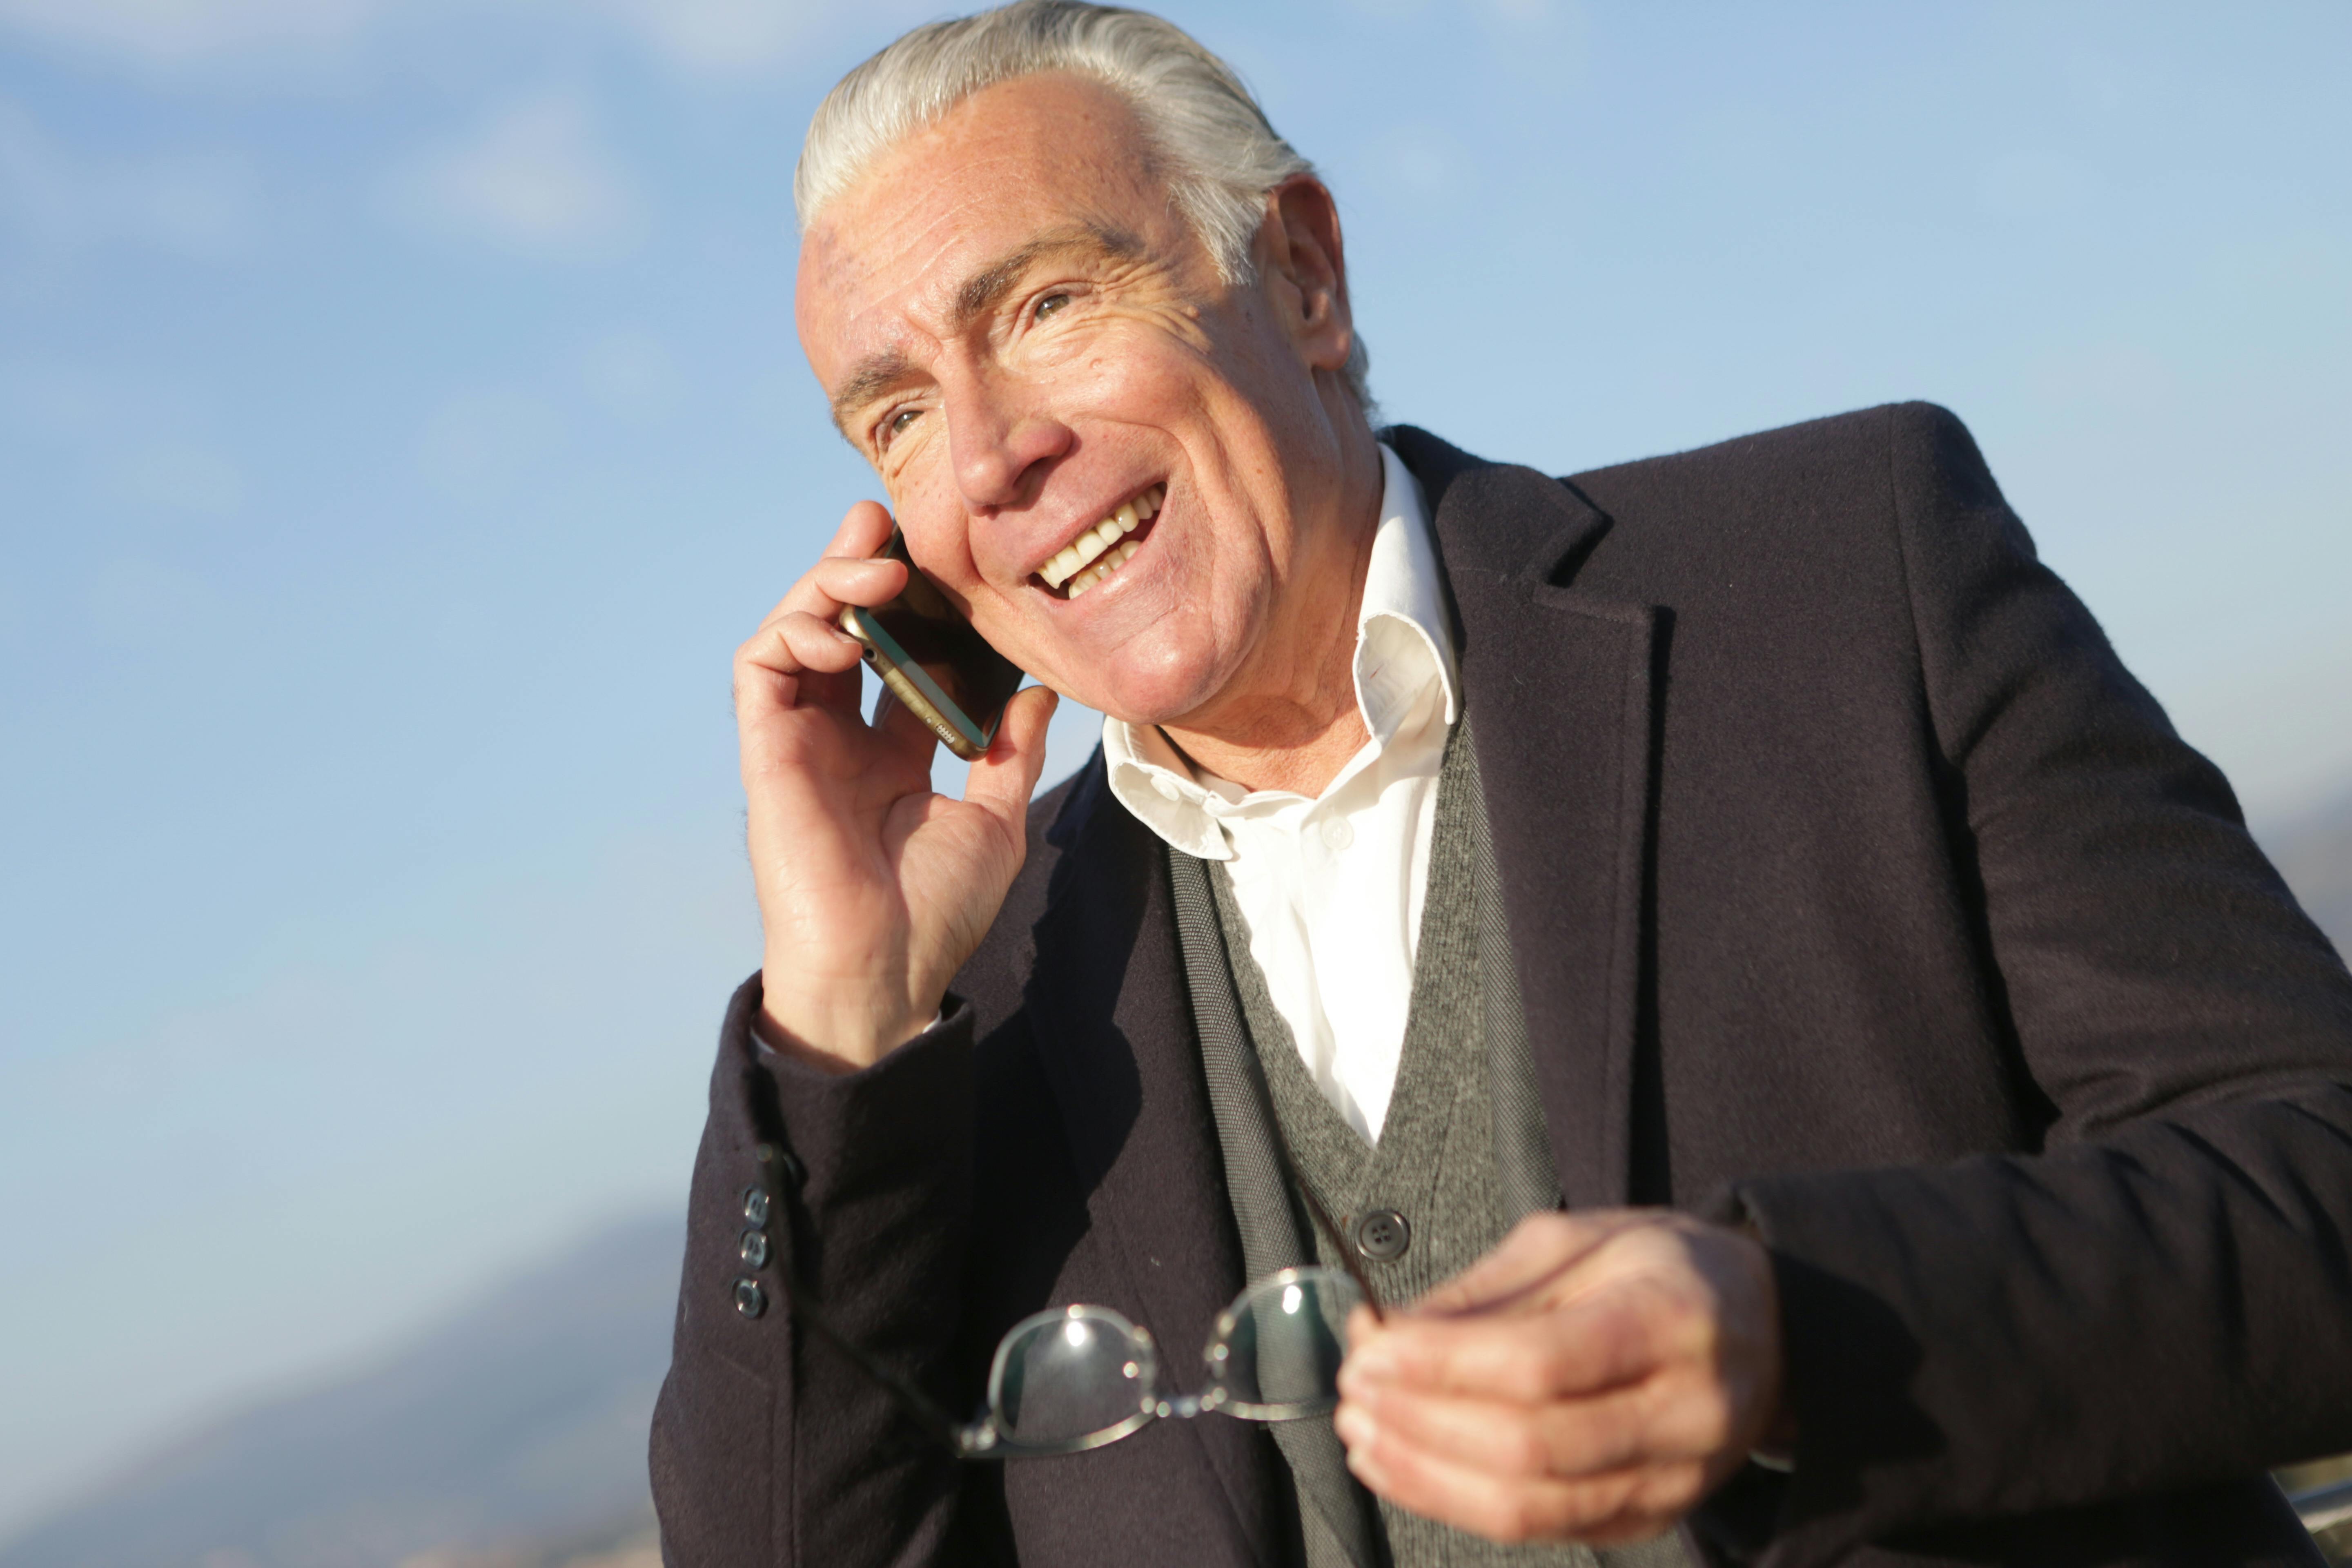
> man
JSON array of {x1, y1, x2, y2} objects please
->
[{"x1": 650, "y1": 4, "x2": 2352, "y2": 1565}]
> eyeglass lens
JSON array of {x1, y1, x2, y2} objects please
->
[
  {"x1": 1211, "y1": 1271, "x2": 1354, "y2": 1419},
  {"x1": 985, "y1": 1270, "x2": 1361, "y2": 1452},
  {"x1": 993, "y1": 1306, "x2": 1155, "y2": 1448}
]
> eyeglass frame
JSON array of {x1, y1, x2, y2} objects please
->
[{"x1": 766, "y1": 1134, "x2": 1387, "y2": 1462}]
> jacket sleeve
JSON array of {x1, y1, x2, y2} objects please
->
[
  {"x1": 650, "y1": 975, "x2": 1007, "y2": 1568},
  {"x1": 1720, "y1": 404, "x2": 2352, "y2": 1561}
]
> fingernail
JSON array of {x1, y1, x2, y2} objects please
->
[
  {"x1": 1332, "y1": 1404, "x2": 1374, "y2": 1448},
  {"x1": 1345, "y1": 1343, "x2": 1395, "y2": 1383}
]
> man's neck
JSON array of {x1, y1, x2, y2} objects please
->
[{"x1": 1156, "y1": 427, "x2": 1385, "y2": 797}]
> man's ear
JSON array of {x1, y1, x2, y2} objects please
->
[{"x1": 1254, "y1": 175, "x2": 1354, "y2": 375}]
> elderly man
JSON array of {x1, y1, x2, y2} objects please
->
[{"x1": 650, "y1": 4, "x2": 2352, "y2": 1566}]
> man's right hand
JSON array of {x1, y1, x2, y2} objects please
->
[{"x1": 734, "y1": 499, "x2": 1059, "y2": 1074}]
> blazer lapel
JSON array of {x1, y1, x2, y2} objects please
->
[
  {"x1": 1020, "y1": 764, "x2": 1273, "y2": 1557},
  {"x1": 1394, "y1": 427, "x2": 1662, "y2": 1212}
]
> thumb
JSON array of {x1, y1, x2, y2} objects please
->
[
  {"x1": 1411, "y1": 1212, "x2": 1615, "y2": 1318},
  {"x1": 962, "y1": 685, "x2": 1061, "y2": 826}
]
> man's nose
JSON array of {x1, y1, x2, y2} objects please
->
[{"x1": 945, "y1": 374, "x2": 1071, "y2": 510}]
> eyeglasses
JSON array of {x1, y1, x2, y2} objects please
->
[
  {"x1": 779, "y1": 1259, "x2": 1371, "y2": 1458},
  {"x1": 776, "y1": 1168, "x2": 1385, "y2": 1460},
  {"x1": 964, "y1": 1264, "x2": 1368, "y2": 1456}
]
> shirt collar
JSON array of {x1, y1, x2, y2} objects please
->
[
  {"x1": 1356, "y1": 440, "x2": 1460, "y2": 741},
  {"x1": 1100, "y1": 441, "x2": 1459, "y2": 860}
]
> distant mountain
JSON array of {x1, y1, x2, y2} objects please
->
[
  {"x1": 2268, "y1": 790, "x2": 2352, "y2": 962},
  {"x1": 0, "y1": 1214, "x2": 681, "y2": 1568}
]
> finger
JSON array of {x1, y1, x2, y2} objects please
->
[
  {"x1": 806, "y1": 555, "x2": 911, "y2": 615},
  {"x1": 872, "y1": 684, "x2": 944, "y2": 758},
  {"x1": 751, "y1": 501, "x2": 904, "y2": 631},
  {"x1": 1339, "y1": 1419, "x2": 1670, "y2": 1547},
  {"x1": 961, "y1": 685, "x2": 1059, "y2": 825},
  {"x1": 826, "y1": 497, "x2": 896, "y2": 558},
  {"x1": 1336, "y1": 1380, "x2": 1659, "y2": 1484},
  {"x1": 1411, "y1": 1211, "x2": 1634, "y2": 1319},
  {"x1": 1343, "y1": 1291, "x2": 1657, "y2": 1403},
  {"x1": 733, "y1": 611, "x2": 868, "y2": 733},
  {"x1": 736, "y1": 608, "x2": 865, "y2": 687}
]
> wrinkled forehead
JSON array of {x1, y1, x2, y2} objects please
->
[{"x1": 794, "y1": 72, "x2": 1185, "y2": 361}]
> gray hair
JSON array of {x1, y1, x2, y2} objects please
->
[{"x1": 795, "y1": 0, "x2": 1372, "y2": 410}]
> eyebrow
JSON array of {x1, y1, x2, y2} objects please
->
[{"x1": 826, "y1": 221, "x2": 1144, "y2": 438}]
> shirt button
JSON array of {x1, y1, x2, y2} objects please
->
[
  {"x1": 1321, "y1": 817, "x2": 1354, "y2": 851},
  {"x1": 1353, "y1": 1208, "x2": 1410, "y2": 1262},
  {"x1": 1153, "y1": 775, "x2": 1183, "y2": 802}
]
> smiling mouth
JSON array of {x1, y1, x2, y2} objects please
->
[{"x1": 1034, "y1": 484, "x2": 1165, "y2": 600}]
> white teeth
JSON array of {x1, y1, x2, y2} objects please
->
[
  {"x1": 1067, "y1": 539, "x2": 1143, "y2": 599},
  {"x1": 1039, "y1": 486, "x2": 1163, "y2": 595}
]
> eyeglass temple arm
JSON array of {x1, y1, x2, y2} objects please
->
[
  {"x1": 768, "y1": 1262, "x2": 973, "y2": 1446},
  {"x1": 1275, "y1": 1130, "x2": 1386, "y2": 1324},
  {"x1": 740, "y1": 1073, "x2": 972, "y2": 1449}
]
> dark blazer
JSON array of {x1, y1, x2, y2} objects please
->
[{"x1": 652, "y1": 404, "x2": 2352, "y2": 1568}]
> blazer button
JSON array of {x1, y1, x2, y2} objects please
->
[
  {"x1": 734, "y1": 1277, "x2": 766, "y2": 1319},
  {"x1": 756, "y1": 1143, "x2": 808, "y2": 1189},
  {"x1": 741, "y1": 1185, "x2": 770, "y2": 1226},
  {"x1": 1353, "y1": 1209, "x2": 1410, "y2": 1262},
  {"x1": 739, "y1": 1229, "x2": 771, "y2": 1270}
]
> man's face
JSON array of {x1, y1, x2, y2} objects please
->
[{"x1": 795, "y1": 71, "x2": 1360, "y2": 726}]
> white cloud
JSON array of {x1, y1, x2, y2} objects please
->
[
  {"x1": 0, "y1": 96, "x2": 261, "y2": 261},
  {"x1": 1375, "y1": 121, "x2": 1474, "y2": 202},
  {"x1": 384, "y1": 89, "x2": 639, "y2": 257},
  {"x1": 0, "y1": 358, "x2": 249, "y2": 521},
  {"x1": 0, "y1": 0, "x2": 832, "y2": 79},
  {"x1": 591, "y1": 0, "x2": 817, "y2": 77},
  {"x1": 0, "y1": 0, "x2": 380, "y2": 66}
]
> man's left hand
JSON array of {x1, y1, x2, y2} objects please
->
[{"x1": 1334, "y1": 1209, "x2": 1788, "y2": 1546}]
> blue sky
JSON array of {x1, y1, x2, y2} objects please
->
[{"x1": 2, "y1": 0, "x2": 2347, "y2": 1536}]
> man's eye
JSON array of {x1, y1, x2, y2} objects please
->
[
  {"x1": 884, "y1": 407, "x2": 922, "y2": 442},
  {"x1": 1034, "y1": 292, "x2": 1071, "y2": 321}
]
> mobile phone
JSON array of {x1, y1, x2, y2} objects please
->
[{"x1": 837, "y1": 528, "x2": 1027, "y2": 762}]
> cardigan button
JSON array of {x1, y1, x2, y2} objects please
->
[
  {"x1": 741, "y1": 1185, "x2": 770, "y2": 1226},
  {"x1": 739, "y1": 1229, "x2": 771, "y2": 1270},
  {"x1": 1353, "y1": 1209, "x2": 1411, "y2": 1262},
  {"x1": 734, "y1": 1278, "x2": 767, "y2": 1319}
]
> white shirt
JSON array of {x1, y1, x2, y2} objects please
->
[{"x1": 1104, "y1": 443, "x2": 1459, "y2": 1141}]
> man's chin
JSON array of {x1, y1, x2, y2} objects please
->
[
  {"x1": 1056, "y1": 655, "x2": 1236, "y2": 734},
  {"x1": 1012, "y1": 605, "x2": 1249, "y2": 731}
]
